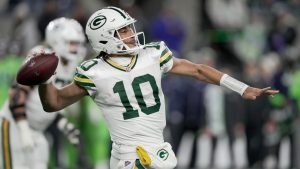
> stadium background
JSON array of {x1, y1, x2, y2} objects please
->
[{"x1": 1, "y1": 0, "x2": 300, "y2": 169}]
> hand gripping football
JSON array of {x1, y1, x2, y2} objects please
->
[{"x1": 16, "y1": 52, "x2": 59, "y2": 86}]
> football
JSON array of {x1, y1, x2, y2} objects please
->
[{"x1": 16, "y1": 52, "x2": 59, "y2": 86}]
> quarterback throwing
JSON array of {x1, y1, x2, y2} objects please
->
[{"x1": 38, "y1": 6, "x2": 278, "y2": 169}]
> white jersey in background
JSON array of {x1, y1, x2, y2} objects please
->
[
  {"x1": 1, "y1": 45, "x2": 82, "y2": 131},
  {"x1": 0, "y1": 45, "x2": 83, "y2": 169}
]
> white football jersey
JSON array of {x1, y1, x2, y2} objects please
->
[
  {"x1": 74, "y1": 41, "x2": 173, "y2": 146},
  {"x1": 21, "y1": 45, "x2": 82, "y2": 131}
]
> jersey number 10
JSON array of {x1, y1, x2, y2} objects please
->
[{"x1": 113, "y1": 74, "x2": 161, "y2": 120}]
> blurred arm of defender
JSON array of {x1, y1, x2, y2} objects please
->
[
  {"x1": 9, "y1": 82, "x2": 35, "y2": 150},
  {"x1": 8, "y1": 83, "x2": 32, "y2": 122}
]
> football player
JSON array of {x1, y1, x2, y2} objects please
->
[
  {"x1": 38, "y1": 7, "x2": 279, "y2": 169},
  {"x1": 0, "y1": 17, "x2": 85, "y2": 169}
]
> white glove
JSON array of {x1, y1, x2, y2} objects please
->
[
  {"x1": 17, "y1": 120, "x2": 35, "y2": 152},
  {"x1": 57, "y1": 117, "x2": 80, "y2": 145}
]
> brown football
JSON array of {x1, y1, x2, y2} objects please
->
[{"x1": 16, "y1": 52, "x2": 59, "y2": 86}]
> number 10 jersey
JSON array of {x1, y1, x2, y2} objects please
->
[{"x1": 74, "y1": 41, "x2": 173, "y2": 147}]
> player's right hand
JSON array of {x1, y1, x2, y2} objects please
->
[{"x1": 17, "y1": 120, "x2": 35, "y2": 152}]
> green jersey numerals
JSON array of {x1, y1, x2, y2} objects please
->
[{"x1": 113, "y1": 74, "x2": 161, "y2": 120}]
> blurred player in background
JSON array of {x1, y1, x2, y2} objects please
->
[
  {"x1": 38, "y1": 6, "x2": 278, "y2": 169},
  {"x1": 0, "y1": 17, "x2": 86, "y2": 169}
]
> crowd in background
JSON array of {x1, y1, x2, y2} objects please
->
[{"x1": 0, "y1": 0, "x2": 300, "y2": 169}]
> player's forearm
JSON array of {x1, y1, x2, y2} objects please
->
[
  {"x1": 38, "y1": 83, "x2": 61, "y2": 112},
  {"x1": 9, "y1": 83, "x2": 32, "y2": 121},
  {"x1": 171, "y1": 58, "x2": 249, "y2": 95},
  {"x1": 192, "y1": 64, "x2": 250, "y2": 95},
  {"x1": 170, "y1": 59, "x2": 223, "y2": 84},
  {"x1": 194, "y1": 64, "x2": 224, "y2": 85},
  {"x1": 196, "y1": 64, "x2": 249, "y2": 95},
  {"x1": 38, "y1": 82, "x2": 87, "y2": 112}
]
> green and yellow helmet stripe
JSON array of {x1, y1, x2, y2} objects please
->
[
  {"x1": 74, "y1": 73, "x2": 96, "y2": 87},
  {"x1": 106, "y1": 6, "x2": 126, "y2": 18},
  {"x1": 160, "y1": 48, "x2": 173, "y2": 67}
]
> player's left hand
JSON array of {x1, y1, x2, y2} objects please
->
[{"x1": 242, "y1": 86, "x2": 279, "y2": 100}]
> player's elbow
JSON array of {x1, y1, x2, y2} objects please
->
[
  {"x1": 42, "y1": 103, "x2": 60, "y2": 112},
  {"x1": 43, "y1": 106, "x2": 58, "y2": 113}
]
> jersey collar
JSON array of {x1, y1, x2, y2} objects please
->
[{"x1": 104, "y1": 55, "x2": 138, "y2": 72}]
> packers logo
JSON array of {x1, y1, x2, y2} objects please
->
[
  {"x1": 157, "y1": 149, "x2": 169, "y2": 161},
  {"x1": 90, "y1": 15, "x2": 107, "y2": 30}
]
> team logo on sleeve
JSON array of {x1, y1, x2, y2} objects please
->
[
  {"x1": 157, "y1": 149, "x2": 169, "y2": 161},
  {"x1": 89, "y1": 15, "x2": 107, "y2": 30}
]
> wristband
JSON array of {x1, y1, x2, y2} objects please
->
[{"x1": 220, "y1": 74, "x2": 249, "y2": 96}]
